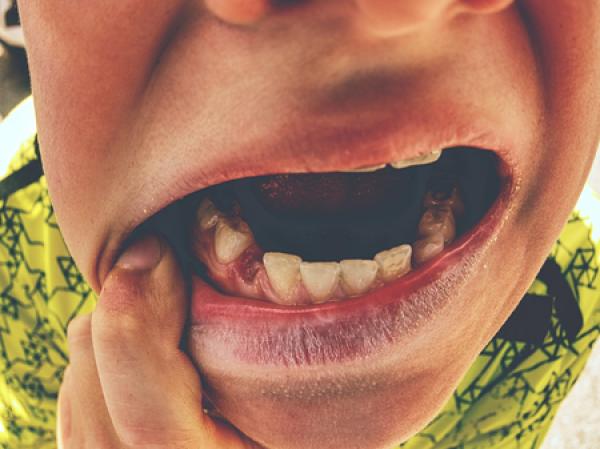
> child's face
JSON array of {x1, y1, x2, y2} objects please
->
[{"x1": 19, "y1": 1, "x2": 600, "y2": 448}]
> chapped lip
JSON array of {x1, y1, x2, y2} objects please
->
[
  {"x1": 96, "y1": 115, "x2": 520, "y2": 292},
  {"x1": 187, "y1": 153, "x2": 516, "y2": 366}
]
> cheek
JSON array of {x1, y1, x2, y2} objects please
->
[{"x1": 19, "y1": 0, "x2": 186, "y2": 160}]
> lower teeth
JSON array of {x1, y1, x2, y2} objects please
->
[{"x1": 191, "y1": 175, "x2": 463, "y2": 306}]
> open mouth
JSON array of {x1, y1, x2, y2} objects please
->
[
  {"x1": 127, "y1": 145, "x2": 513, "y2": 366},
  {"x1": 183, "y1": 147, "x2": 503, "y2": 306}
]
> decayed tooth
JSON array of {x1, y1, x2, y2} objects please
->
[
  {"x1": 418, "y1": 207, "x2": 456, "y2": 244},
  {"x1": 424, "y1": 180, "x2": 464, "y2": 217},
  {"x1": 374, "y1": 244, "x2": 412, "y2": 282},
  {"x1": 412, "y1": 234, "x2": 444, "y2": 266},
  {"x1": 390, "y1": 150, "x2": 442, "y2": 169},
  {"x1": 341, "y1": 163, "x2": 386, "y2": 173},
  {"x1": 214, "y1": 220, "x2": 253, "y2": 264},
  {"x1": 196, "y1": 198, "x2": 221, "y2": 230},
  {"x1": 300, "y1": 262, "x2": 340, "y2": 303},
  {"x1": 340, "y1": 259, "x2": 379, "y2": 296},
  {"x1": 263, "y1": 252, "x2": 302, "y2": 302}
]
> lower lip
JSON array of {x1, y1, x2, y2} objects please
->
[{"x1": 189, "y1": 172, "x2": 513, "y2": 366}]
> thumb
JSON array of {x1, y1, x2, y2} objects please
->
[
  {"x1": 94, "y1": 234, "x2": 259, "y2": 448},
  {"x1": 93, "y1": 233, "x2": 207, "y2": 445},
  {"x1": 98, "y1": 232, "x2": 188, "y2": 348}
]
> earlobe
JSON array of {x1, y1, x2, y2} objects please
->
[{"x1": 204, "y1": 0, "x2": 270, "y2": 25}]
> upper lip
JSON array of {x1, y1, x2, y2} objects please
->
[{"x1": 95, "y1": 113, "x2": 518, "y2": 291}]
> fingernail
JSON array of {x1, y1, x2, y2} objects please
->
[{"x1": 116, "y1": 234, "x2": 163, "y2": 271}]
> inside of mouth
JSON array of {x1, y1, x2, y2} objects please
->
[
  {"x1": 136, "y1": 147, "x2": 501, "y2": 306},
  {"x1": 200, "y1": 147, "x2": 499, "y2": 261}
]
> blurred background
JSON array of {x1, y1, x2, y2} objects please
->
[{"x1": 1, "y1": 25, "x2": 599, "y2": 449}]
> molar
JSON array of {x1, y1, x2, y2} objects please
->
[
  {"x1": 263, "y1": 252, "x2": 302, "y2": 304},
  {"x1": 214, "y1": 219, "x2": 253, "y2": 264},
  {"x1": 374, "y1": 244, "x2": 412, "y2": 282},
  {"x1": 300, "y1": 262, "x2": 341, "y2": 303},
  {"x1": 340, "y1": 259, "x2": 379, "y2": 296},
  {"x1": 423, "y1": 184, "x2": 464, "y2": 217},
  {"x1": 196, "y1": 198, "x2": 222, "y2": 231},
  {"x1": 390, "y1": 150, "x2": 442, "y2": 169},
  {"x1": 412, "y1": 233, "x2": 444, "y2": 266},
  {"x1": 418, "y1": 207, "x2": 456, "y2": 244}
]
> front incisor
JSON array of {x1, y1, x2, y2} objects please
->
[
  {"x1": 300, "y1": 262, "x2": 341, "y2": 303},
  {"x1": 340, "y1": 260, "x2": 379, "y2": 296},
  {"x1": 263, "y1": 252, "x2": 302, "y2": 303}
]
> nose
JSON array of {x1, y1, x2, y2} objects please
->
[
  {"x1": 205, "y1": 0, "x2": 514, "y2": 32},
  {"x1": 354, "y1": 0, "x2": 514, "y2": 34}
]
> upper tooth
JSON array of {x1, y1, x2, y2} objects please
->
[
  {"x1": 418, "y1": 207, "x2": 456, "y2": 244},
  {"x1": 300, "y1": 262, "x2": 341, "y2": 303},
  {"x1": 263, "y1": 252, "x2": 302, "y2": 303},
  {"x1": 214, "y1": 220, "x2": 253, "y2": 264},
  {"x1": 196, "y1": 198, "x2": 221, "y2": 231},
  {"x1": 412, "y1": 233, "x2": 444, "y2": 266},
  {"x1": 340, "y1": 259, "x2": 379, "y2": 296},
  {"x1": 390, "y1": 150, "x2": 442, "y2": 169},
  {"x1": 374, "y1": 244, "x2": 412, "y2": 282},
  {"x1": 341, "y1": 164, "x2": 386, "y2": 173}
]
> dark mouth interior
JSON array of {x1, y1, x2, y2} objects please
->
[
  {"x1": 130, "y1": 146, "x2": 502, "y2": 290},
  {"x1": 195, "y1": 147, "x2": 500, "y2": 261}
]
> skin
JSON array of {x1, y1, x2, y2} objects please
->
[{"x1": 17, "y1": 0, "x2": 600, "y2": 448}]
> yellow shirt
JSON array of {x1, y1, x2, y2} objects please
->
[{"x1": 1, "y1": 101, "x2": 599, "y2": 449}]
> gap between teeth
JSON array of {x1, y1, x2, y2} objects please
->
[{"x1": 193, "y1": 171, "x2": 461, "y2": 306}]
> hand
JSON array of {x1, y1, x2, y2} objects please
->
[{"x1": 57, "y1": 234, "x2": 259, "y2": 449}]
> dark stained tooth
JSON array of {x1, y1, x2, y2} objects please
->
[
  {"x1": 423, "y1": 179, "x2": 465, "y2": 217},
  {"x1": 412, "y1": 234, "x2": 444, "y2": 266},
  {"x1": 418, "y1": 207, "x2": 456, "y2": 244},
  {"x1": 196, "y1": 198, "x2": 221, "y2": 230}
]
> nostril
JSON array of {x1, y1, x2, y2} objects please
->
[{"x1": 204, "y1": 0, "x2": 270, "y2": 25}]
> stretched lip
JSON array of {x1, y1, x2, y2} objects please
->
[
  {"x1": 188, "y1": 155, "x2": 515, "y2": 367},
  {"x1": 96, "y1": 108, "x2": 519, "y2": 291}
]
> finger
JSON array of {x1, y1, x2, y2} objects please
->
[
  {"x1": 92, "y1": 234, "x2": 208, "y2": 447},
  {"x1": 56, "y1": 366, "x2": 73, "y2": 449},
  {"x1": 93, "y1": 233, "x2": 255, "y2": 448},
  {"x1": 60, "y1": 314, "x2": 118, "y2": 448}
]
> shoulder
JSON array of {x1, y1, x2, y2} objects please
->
[
  {"x1": 553, "y1": 184, "x2": 600, "y2": 328},
  {"x1": 0, "y1": 98, "x2": 96, "y2": 447},
  {"x1": 0, "y1": 96, "x2": 37, "y2": 176}
]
